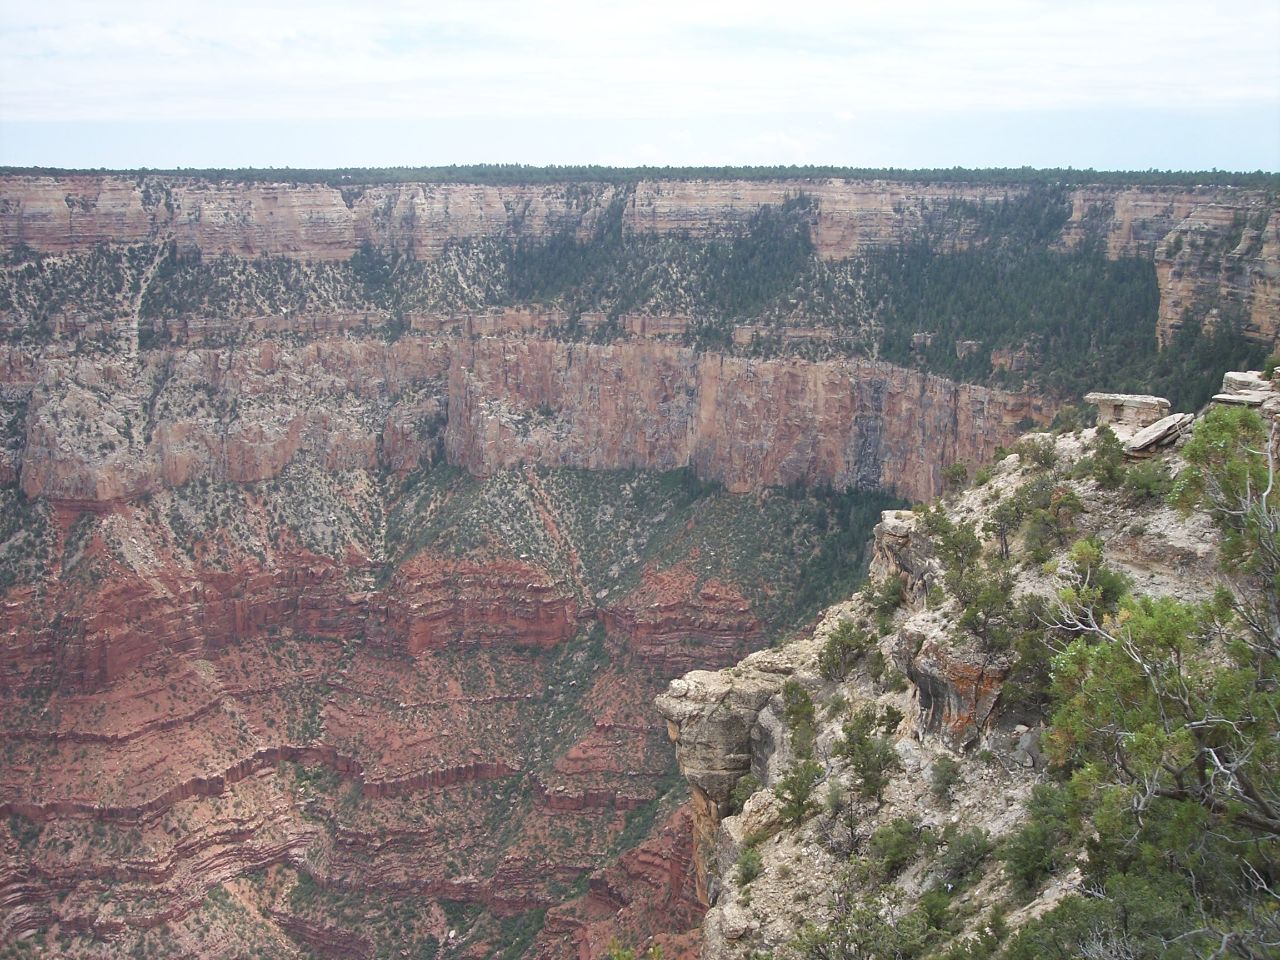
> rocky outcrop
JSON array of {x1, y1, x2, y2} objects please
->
[
  {"x1": 1083, "y1": 391, "x2": 1171, "y2": 429},
  {"x1": 655, "y1": 640, "x2": 815, "y2": 903},
  {"x1": 658, "y1": 421, "x2": 1230, "y2": 958},
  {"x1": 870, "y1": 508, "x2": 938, "y2": 602},
  {"x1": 1124, "y1": 412, "x2": 1194, "y2": 456}
]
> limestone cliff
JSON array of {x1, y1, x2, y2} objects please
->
[{"x1": 4, "y1": 174, "x2": 1277, "y2": 345}]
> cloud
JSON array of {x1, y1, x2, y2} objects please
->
[{"x1": 1, "y1": 1, "x2": 1276, "y2": 168}]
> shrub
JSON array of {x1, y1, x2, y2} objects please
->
[
  {"x1": 817, "y1": 619, "x2": 871, "y2": 681},
  {"x1": 868, "y1": 817, "x2": 926, "y2": 877},
  {"x1": 1074, "y1": 426, "x2": 1124, "y2": 488},
  {"x1": 937, "y1": 826, "x2": 993, "y2": 888},
  {"x1": 837, "y1": 710, "x2": 901, "y2": 804},
  {"x1": 735, "y1": 846, "x2": 763, "y2": 886},
  {"x1": 1122, "y1": 460, "x2": 1173, "y2": 502},
  {"x1": 1015, "y1": 437, "x2": 1057, "y2": 468},
  {"x1": 775, "y1": 758, "x2": 823, "y2": 825},
  {"x1": 782, "y1": 680, "x2": 817, "y2": 758},
  {"x1": 929, "y1": 756, "x2": 962, "y2": 801},
  {"x1": 727, "y1": 773, "x2": 760, "y2": 816},
  {"x1": 942, "y1": 462, "x2": 970, "y2": 490},
  {"x1": 862, "y1": 575, "x2": 905, "y2": 618},
  {"x1": 1001, "y1": 782, "x2": 1073, "y2": 893}
]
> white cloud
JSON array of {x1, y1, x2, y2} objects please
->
[
  {"x1": 2, "y1": 0, "x2": 1277, "y2": 123},
  {"x1": 1, "y1": 1, "x2": 1276, "y2": 168}
]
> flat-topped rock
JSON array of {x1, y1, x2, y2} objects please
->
[
  {"x1": 1212, "y1": 390, "x2": 1273, "y2": 407},
  {"x1": 1084, "y1": 392, "x2": 1171, "y2": 429},
  {"x1": 1222, "y1": 370, "x2": 1272, "y2": 394}
]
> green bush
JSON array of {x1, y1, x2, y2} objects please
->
[
  {"x1": 868, "y1": 817, "x2": 927, "y2": 878},
  {"x1": 937, "y1": 826, "x2": 993, "y2": 888},
  {"x1": 1122, "y1": 460, "x2": 1173, "y2": 502},
  {"x1": 775, "y1": 758, "x2": 823, "y2": 825},
  {"x1": 735, "y1": 846, "x2": 764, "y2": 886},
  {"x1": 837, "y1": 709, "x2": 901, "y2": 804},
  {"x1": 1014, "y1": 437, "x2": 1057, "y2": 468},
  {"x1": 728, "y1": 772, "x2": 761, "y2": 816},
  {"x1": 1001, "y1": 782, "x2": 1073, "y2": 893},
  {"x1": 929, "y1": 756, "x2": 962, "y2": 801},
  {"x1": 817, "y1": 619, "x2": 871, "y2": 680},
  {"x1": 862, "y1": 575, "x2": 906, "y2": 618},
  {"x1": 942, "y1": 462, "x2": 970, "y2": 490},
  {"x1": 781, "y1": 679, "x2": 817, "y2": 758},
  {"x1": 1074, "y1": 426, "x2": 1124, "y2": 488}
]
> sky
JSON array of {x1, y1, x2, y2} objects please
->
[{"x1": 1, "y1": 0, "x2": 1277, "y2": 171}]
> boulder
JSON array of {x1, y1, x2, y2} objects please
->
[{"x1": 1124, "y1": 412, "x2": 1194, "y2": 456}]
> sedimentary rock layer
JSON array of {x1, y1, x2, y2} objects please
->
[{"x1": 4, "y1": 174, "x2": 1276, "y2": 343}]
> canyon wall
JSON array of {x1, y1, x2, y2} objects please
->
[
  {"x1": 7, "y1": 327, "x2": 1040, "y2": 510},
  {"x1": 3, "y1": 175, "x2": 1277, "y2": 344},
  {"x1": 445, "y1": 340, "x2": 1044, "y2": 500}
]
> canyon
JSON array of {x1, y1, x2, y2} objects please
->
[
  {"x1": 3, "y1": 174, "x2": 1277, "y2": 346},
  {"x1": 0, "y1": 171, "x2": 1276, "y2": 958}
]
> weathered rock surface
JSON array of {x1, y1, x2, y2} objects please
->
[
  {"x1": 1124, "y1": 412, "x2": 1194, "y2": 455},
  {"x1": 659, "y1": 425, "x2": 1228, "y2": 958},
  {"x1": 446, "y1": 340, "x2": 1042, "y2": 502},
  {"x1": 4, "y1": 174, "x2": 1277, "y2": 344}
]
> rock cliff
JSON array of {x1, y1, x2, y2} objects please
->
[
  {"x1": 4, "y1": 174, "x2": 1276, "y2": 345},
  {"x1": 658, "y1": 408, "x2": 1231, "y2": 958}
]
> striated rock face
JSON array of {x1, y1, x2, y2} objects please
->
[
  {"x1": 5, "y1": 175, "x2": 1277, "y2": 345},
  {"x1": 445, "y1": 339, "x2": 1043, "y2": 502},
  {"x1": 9, "y1": 332, "x2": 1038, "y2": 508}
]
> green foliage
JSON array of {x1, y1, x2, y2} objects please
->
[
  {"x1": 818, "y1": 619, "x2": 873, "y2": 680},
  {"x1": 1000, "y1": 782, "x2": 1075, "y2": 893},
  {"x1": 1033, "y1": 414, "x2": 1280, "y2": 958},
  {"x1": 922, "y1": 507, "x2": 981, "y2": 574},
  {"x1": 868, "y1": 817, "x2": 929, "y2": 878},
  {"x1": 1264, "y1": 354, "x2": 1279, "y2": 379},
  {"x1": 836, "y1": 708, "x2": 902, "y2": 805},
  {"x1": 928, "y1": 756, "x2": 962, "y2": 802},
  {"x1": 863, "y1": 575, "x2": 906, "y2": 621},
  {"x1": 736, "y1": 847, "x2": 764, "y2": 886},
  {"x1": 775, "y1": 758, "x2": 824, "y2": 825},
  {"x1": 728, "y1": 772, "x2": 761, "y2": 816},
  {"x1": 1121, "y1": 459, "x2": 1173, "y2": 502},
  {"x1": 1072, "y1": 425, "x2": 1125, "y2": 488},
  {"x1": 782, "y1": 679, "x2": 818, "y2": 758},
  {"x1": 982, "y1": 496, "x2": 1025, "y2": 560},
  {"x1": 936, "y1": 826, "x2": 993, "y2": 889},
  {"x1": 1013, "y1": 437, "x2": 1057, "y2": 469},
  {"x1": 942, "y1": 462, "x2": 970, "y2": 490},
  {"x1": 606, "y1": 939, "x2": 663, "y2": 960}
]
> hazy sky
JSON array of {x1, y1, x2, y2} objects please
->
[{"x1": 2, "y1": 0, "x2": 1277, "y2": 170}]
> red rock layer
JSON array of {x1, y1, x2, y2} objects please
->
[{"x1": 445, "y1": 339, "x2": 1046, "y2": 503}]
